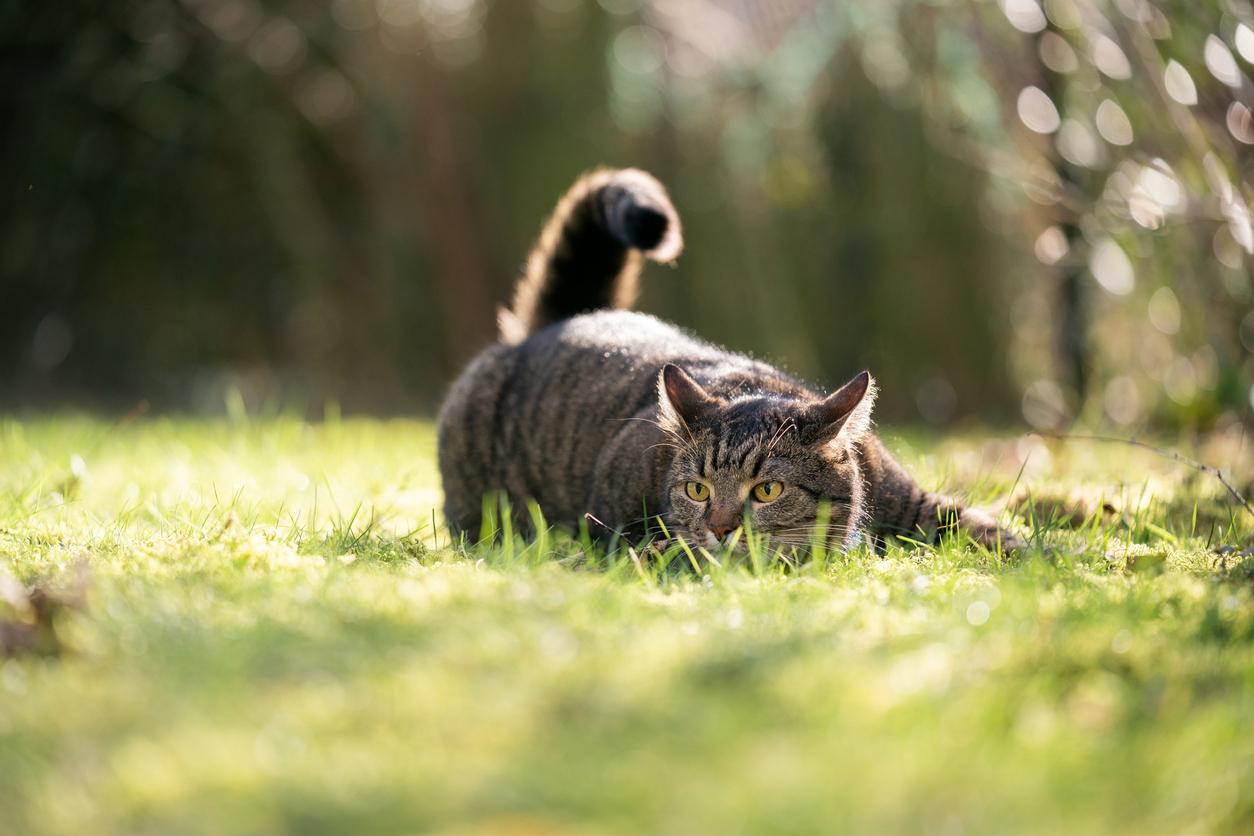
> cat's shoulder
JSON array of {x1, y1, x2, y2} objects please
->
[{"x1": 550, "y1": 309, "x2": 686, "y2": 341}]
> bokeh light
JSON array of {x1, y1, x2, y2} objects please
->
[{"x1": 1018, "y1": 86, "x2": 1061, "y2": 134}]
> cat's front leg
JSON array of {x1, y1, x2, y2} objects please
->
[
  {"x1": 874, "y1": 488, "x2": 1022, "y2": 552},
  {"x1": 861, "y1": 439, "x2": 1022, "y2": 552}
]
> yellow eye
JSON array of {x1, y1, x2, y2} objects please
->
[
  {"x1": 684, "y1": 481, "x2": 710, "y2": 502},
  {"x1": 752, "y1": 481, "x2": 783, "y2": 503}
]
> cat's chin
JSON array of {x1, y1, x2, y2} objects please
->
[{"x1": 648, "y1": 528, "x2": 866, "y2": 560}]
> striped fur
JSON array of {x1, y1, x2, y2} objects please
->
[{"x1": 438, "y1": 169, "x2": 1020, "y2": 552}]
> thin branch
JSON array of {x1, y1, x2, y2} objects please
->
[{"x1": 1044, "y1": 433, "x2": 1254, "y2": 522}]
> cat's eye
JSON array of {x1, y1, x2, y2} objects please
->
[
  {"x1": 684, "y1": 481, "x2": 710, "y2": 502},
  {"x1": 752, "y1": 481, "x2": 783, "y2": 503}
]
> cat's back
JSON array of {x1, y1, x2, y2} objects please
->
[
  {"x1": 449, "y1": 310, "x2": 722, "y2": 398},
  {"x1": 528, "y1": 309, "x2": 724, "y2": 369}
]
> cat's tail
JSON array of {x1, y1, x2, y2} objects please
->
[{"x1": 498, "y1": 168, "x2": 683, "y2": 344}]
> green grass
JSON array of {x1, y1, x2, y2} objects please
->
[{"x1": 1, "y1": 416, "x2": 1252, "y2": 835}]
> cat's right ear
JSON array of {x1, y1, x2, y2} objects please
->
[
  {"x1": 802, "y1": 370, "x2": 876, "y2": 445},
  {"x1": 658, "y1": 364, "x2": 716, "y2": 430}
]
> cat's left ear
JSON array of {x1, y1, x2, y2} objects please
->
[
  {"x1": 802, "y1": 370, "x2": 876, "y2": 445},
  {"x1": 658, "y1": 363, "x2": 716, "y2": 431}
]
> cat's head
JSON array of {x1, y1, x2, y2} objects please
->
[{"x1": 656, "y1": 364, "x2": 874, "y2": 551}]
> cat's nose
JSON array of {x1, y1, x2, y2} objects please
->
[{"x1": 708, "y1": 510, "x2": 740, "y2": 542}]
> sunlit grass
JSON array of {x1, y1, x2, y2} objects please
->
[{"x1": 1, "y1": 416, "x2": 1252, "y2": 835}]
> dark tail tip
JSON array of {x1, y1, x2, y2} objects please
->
[
  {"x1": 598, "y1": 169, "x2": 683, "y2": 262},
  {"x1": 620, "y1": 203, "x2": 669, "y2": 251}
]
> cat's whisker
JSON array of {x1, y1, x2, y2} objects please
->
[
  {"x1": 614, "y1": 415, "x2": 686, "y2": 445},
  {"x1": 764, "y1": 532, "x2": 853, "y2": 542},
  {"x1": 765, "y1": 524, "x2": 859, "y2": 535}
]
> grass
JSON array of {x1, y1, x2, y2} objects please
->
[{"x1": 1, "y1": 415, "x2": 1252, "y2": 835}]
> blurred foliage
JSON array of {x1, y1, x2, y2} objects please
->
[{"x1": 1, "y1": 0, "x2": 1253, "y2": 429}]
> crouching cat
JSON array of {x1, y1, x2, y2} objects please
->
[{"x1": 438, "y1": 168, "x2": 1020, "y2": 553}]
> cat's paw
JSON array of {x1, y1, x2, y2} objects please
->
[
  {"x1": 961, "y1": 508, "x2": 1025, "y2": 553},
  {"x1": 645, "y1": 537, "x2": 674, "y2": 554}
]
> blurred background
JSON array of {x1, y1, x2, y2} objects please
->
[{"x1": 3, "y1": 0, "x2": 1253, "y2": 430}]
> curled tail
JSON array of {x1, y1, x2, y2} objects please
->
[{"x1": 499, "y1": 168, "x2": 683, "y2": 344}]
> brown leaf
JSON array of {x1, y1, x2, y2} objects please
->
[{"x1": 0, "y1": 562, "x2": 89, "y2": 658}]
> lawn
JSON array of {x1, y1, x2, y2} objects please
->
[{"x1": 1, "y1": 416, "x2": 1252, "y2": 835}]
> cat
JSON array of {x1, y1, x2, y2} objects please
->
[{"x1": 438, "y1": 168, "x2": 1021, "y2": 553}]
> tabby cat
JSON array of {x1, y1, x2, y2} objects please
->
[{"x1": 438, "y1": 168, "x2": 1019, "y2": 552}]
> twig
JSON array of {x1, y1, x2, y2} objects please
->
[
  {"x1": 583, "y1": 512, "x2": 614, "y2": 534},
  {"x1": 1044, "y1": 433, "x2": 1254, "y2": 522}
]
